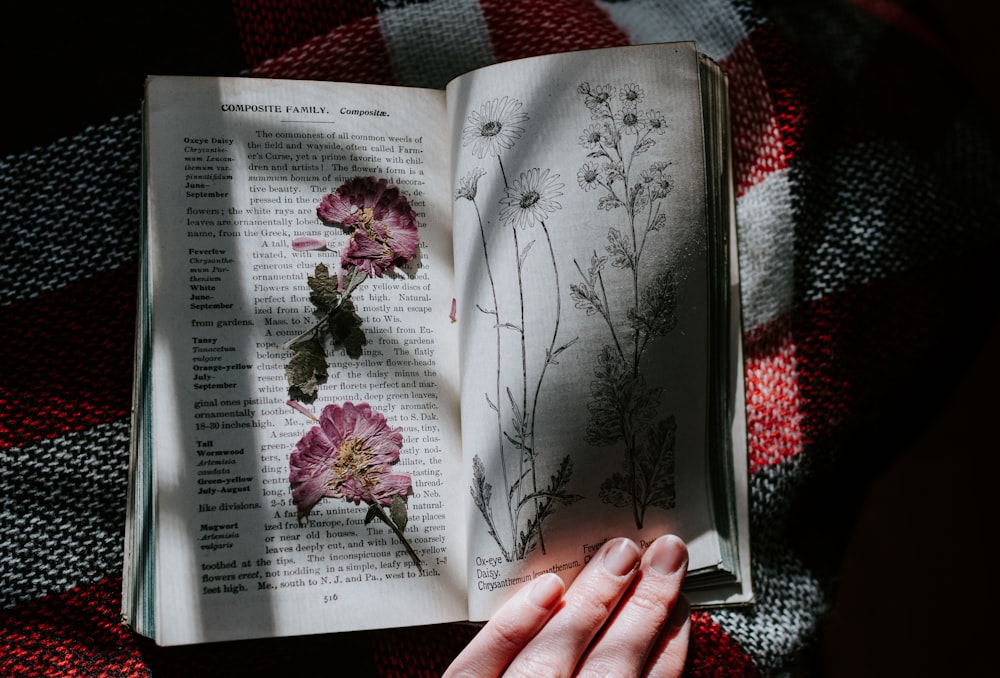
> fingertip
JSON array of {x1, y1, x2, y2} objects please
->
[
  {"x1": 528, "y1": 572, "x2": 565, "y2": 609},
  {"x1": 646, "y1": 534, "x2": 688, "y2": 576},
  {"x1": 603, "y1": 537, "x2": 641, "y2": 576}
]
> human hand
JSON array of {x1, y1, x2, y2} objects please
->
[{"x1": 444, "y1": 535, "x2": 690, "y2": 677}]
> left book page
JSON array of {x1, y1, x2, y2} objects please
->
[{"x1": 124, "y1": 75, "x2": 466, "y2": 646}]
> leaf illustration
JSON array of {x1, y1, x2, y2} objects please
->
[
  {"x1": 633, "y1": 137, "x2": 655, "y2": 155},
  {"x1": 518, "y1": 527, "x2": 537, "y2": 557},
  {"x1": 606, "y1": 228, "x2": 634, "y2": 269},
  {"x1": 599, "y1": 473, "x2": 633, "y2": 507},
  {"x1": 570, "y1": 281, "x2": 601, "y2": 315},
  {"x1": 585, "y1": 346, "x2": 662, "y2": 446},
  {"x1": 470, "y1": 454, "x2": 493, "y2": 514},
  {"x1": 598, "y1": 195, "x2": 623, "y2": 211},
  {"x1": 648, "y1": 212, "x2": 667, "y2": 232},
  {"x1": 588, "y1": 251, "x2": 608, "y2": 277},
  {"x1": 518, "y1": 240, "x2": 535, "y2": 268},
  {"x1": 506, "y1": 387, "x2": 524, "y2": 435},
  {"x1": 600, "y1": 416, "x2": 678, "y2": 517},
  {"x1": 630, "y1": 184, "x2": 649, "y2": 214},
  {"x1": 638, "y1": 416, "x2": 677, "y2": 510},
  {"x1": 549, "y1": 337, "x2": 579, "y2": 363},
  {"x1": 631, "y1": 271, "x2": 677, "y2": 338},
  {"x1": 508, "y1": 466, "x2": 532, "y2": 503},
  {"x1": 548, "y1": 455, "x2": 582, "y2": 505}
]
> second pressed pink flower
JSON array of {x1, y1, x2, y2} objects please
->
[{"x1": 288, "y1": 401, "x2": 412, "y2": 521}]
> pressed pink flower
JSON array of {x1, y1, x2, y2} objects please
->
[
  {"x1": 289, "y1": 401, "x2": 412, "y2": 521},
  {"x1": 315, "y1": 177, "x2": 419, "y2": 276},
  {"x1": 341, "y1": 217, "x2": 420, "y2": 277}
]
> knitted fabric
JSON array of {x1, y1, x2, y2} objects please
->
[{"x1": 2, "y1": 1, "x2": 997, "y2": 675}]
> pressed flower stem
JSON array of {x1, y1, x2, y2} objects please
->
[
  {"x1": 280, "y1": 314, "x2": 330, "y2": 351},
  {"x1": 368, "y1": 503, "x2": 423, "y2": 572},
  {"x1": 280, "y1": 267, "x2": 369, "y2": 351}
]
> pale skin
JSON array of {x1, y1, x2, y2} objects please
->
[{"x1": 443, "y1": 535, "x2": 691, "y2": 677}]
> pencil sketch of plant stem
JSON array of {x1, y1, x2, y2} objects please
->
[
  {"x1": 570, "y1": 82, "x2": 678, "y2": 529},
  {"x1": 458, "y1": 96, "x2": 581, "y2": 561}
]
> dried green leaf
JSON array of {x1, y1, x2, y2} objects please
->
[
  {"x1": 307, "y1": 263, "x2": 341, "y2": 314},
  {"x1": 327, "y1": 298, "x2": 367, "y2": 359},
  {"x1": 390, "y1": 495, "x2": 408, "y2": 532},
  {"x1": 285, "y1": 336, "x2": 328, "y2": 403}
]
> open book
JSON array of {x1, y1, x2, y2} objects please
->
[{"x1": 123, "y1": 41, "x2": 752, "y2": 647}]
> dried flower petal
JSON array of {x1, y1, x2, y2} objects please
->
[{"x1": 292, "y1": 236, "x2": 328, "y2": 251}]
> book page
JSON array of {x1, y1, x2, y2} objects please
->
[
  {"x1": 142, "y1": 76, "x2": 465, "y2": 645},
  {"x1": 446, "y1": 43, "x2": 728, "y2": 618}
]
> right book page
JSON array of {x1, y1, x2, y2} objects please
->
[{"x1": 447, "y1": 41, "x2": 750, "y2": 619}]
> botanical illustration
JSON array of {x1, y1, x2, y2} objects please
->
[
  {"x1": 282, "y1": 176, "x2": 420, "y2": 403},
  {"x1": 456, "y1": 96, "x2": 581, "y2": 562},
  {"x1": 287, "y1": 399, "x2": 422, "y2": 570},
  {"x1": 569, "y1": 82, "x2": 679, "y2": 529}
]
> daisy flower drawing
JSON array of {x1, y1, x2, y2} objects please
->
[
  {"x1": 499, "y1": 168, "x2": 565, "y2": 229},
  {"x1": 455, "y1": 167, "x2": 487, "y2": 201},
  {"x1": 461, "y1": 96, "x2": 528, "y2": 159}
]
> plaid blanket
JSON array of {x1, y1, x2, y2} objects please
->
[{"x1": 2, "y1": 1, "x2": 997, "y2": 675}]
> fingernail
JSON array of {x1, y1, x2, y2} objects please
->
[
  {"x1": 648, "y1": 535, "x2": 688, "y2": 575},
  {"x1": 603, "y1": 538, "x2": 640, "y2": 576},
  {"x1": 528, "y1": 573, "x2": 564, "y2": 609}
]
